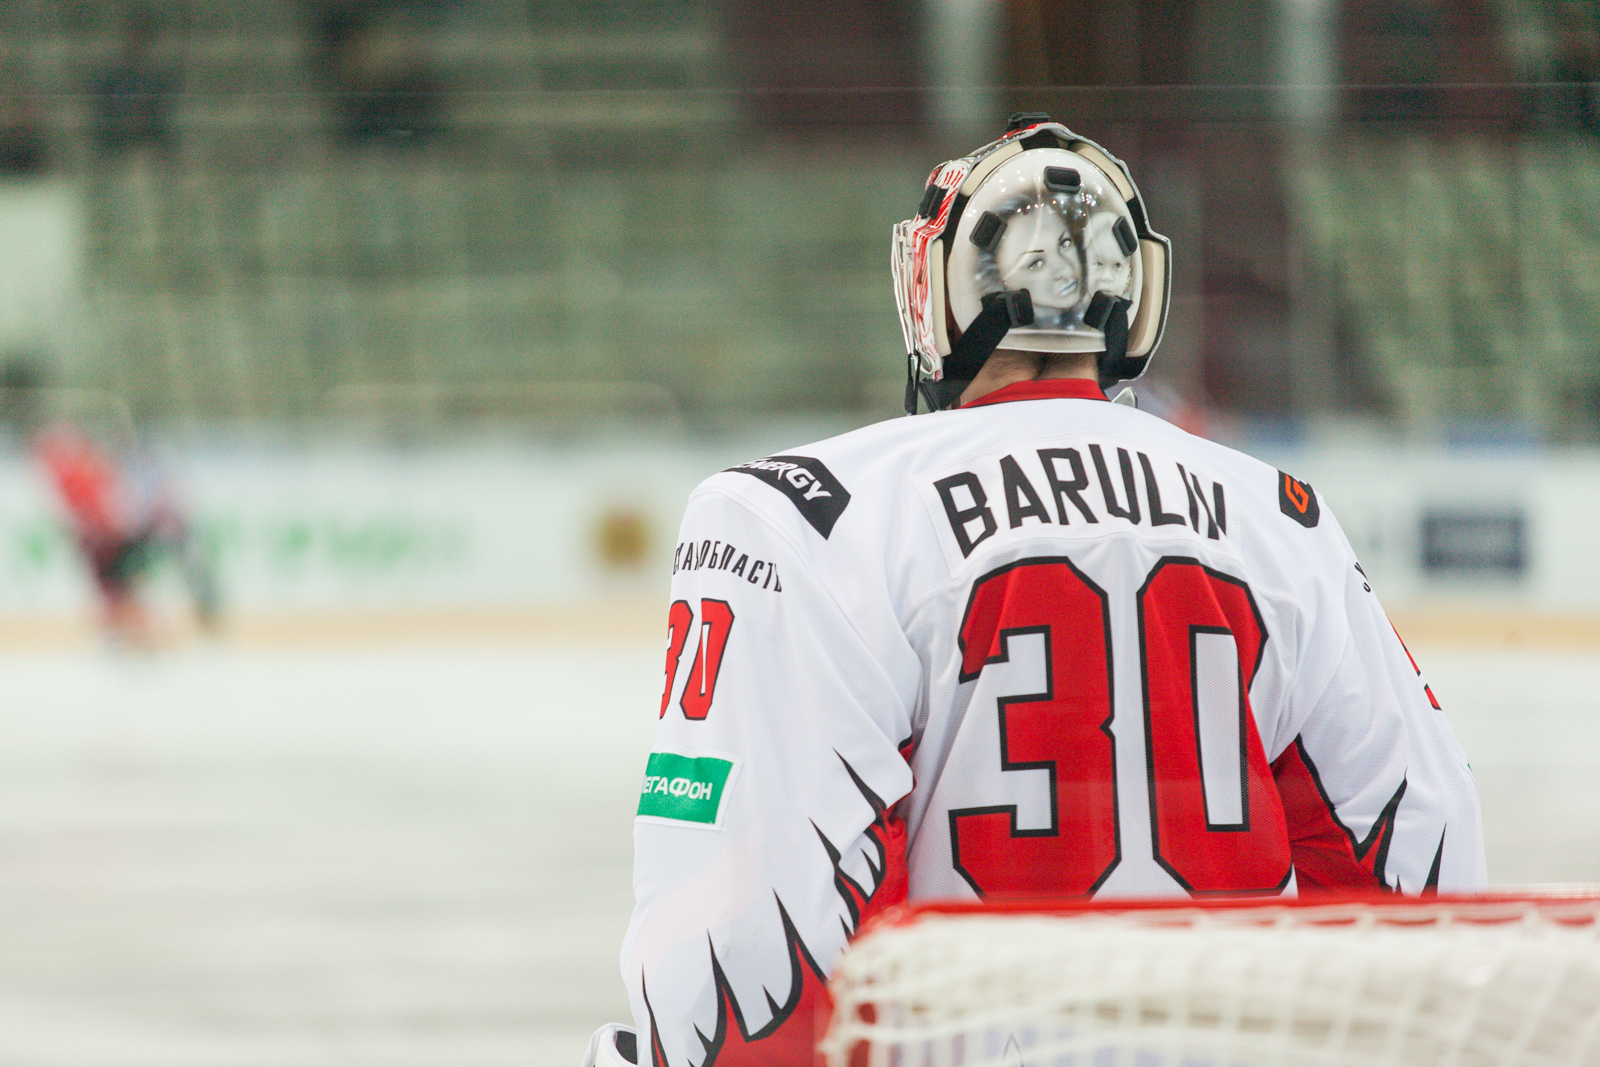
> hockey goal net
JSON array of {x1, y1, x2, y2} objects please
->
[{"x1": 820, "y1": 892, "x2": 1600, "y2": 1067}]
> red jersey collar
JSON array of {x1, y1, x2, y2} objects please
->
[{"x1": 959, "y1": 377, "x2": 1108, "y2": 408}]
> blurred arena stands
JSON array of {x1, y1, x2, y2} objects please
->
[
  {"x1": 0, "y1": 0, "x2": 922, "y2": 429},
  {"x1": 0, "y1": 0, "x2": 1588, "y2": 441},
  {"x1": 0, "y1": 0, "x2": 1595, "y2": 628}
]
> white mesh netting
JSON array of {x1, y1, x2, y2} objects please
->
[{"x1": 821, "y1": 896, "x2": 1600, "y2": 1067}]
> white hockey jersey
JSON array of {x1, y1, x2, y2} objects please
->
[{"x1": 622, "y1": 377, "x2": 1486, "y2": 1067}]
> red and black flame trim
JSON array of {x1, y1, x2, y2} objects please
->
[
  {"x1": 812, "y1": 824, "x2": 869, "y2": 937},
  {"x1": 1423, "y1": 828, "x2": 1446, "y2": 894},
  {"x1": 813, "y1": 752, "x2": 911, "y2": 938},
  {"x1": 658, "y1": 896, "x2": 830, "y2": 1067},
  {"x1": 649, "y1": 749, "x2": 913, "y2": 1067},
  {"x1": 1358, "y1": 778, "x2": 1406, "y2": 887},
  {"x1": 1271, "y1": 735, "x2": 1408, "y2": 891},
  {"x1": 1391, "y1": 622, "x2": 1442, "y2": 710},
  {"x1": 643, "y1": 977, "x2": 671, "y2": 1067}
]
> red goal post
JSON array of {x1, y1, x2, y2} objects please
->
[{"x1": 821, "y1": 890, "x2": 1600, "y2": 1067}]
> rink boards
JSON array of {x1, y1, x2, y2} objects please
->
[{"x1": 0, "y1": 440, "x2": 1598, "y2": 618}]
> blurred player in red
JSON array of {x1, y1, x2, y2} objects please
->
[{"x1": 36, "y1": 426, "x2": 217, "y2": 647}]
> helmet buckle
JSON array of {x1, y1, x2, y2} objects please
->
[
  {"x1": 1083, "y1": 292, "x2": 1132, "y2": 332},
  {"x1": 969, "y1": 212, "x2": 1005, "y2": 252},
  {"x1": 1005, "y1": 111, "x2": 1052, "y2": 132},
  {"x1": 1043, "y1": 167, "x2": 1080, "y2": 193},
  {"x1": 986, "y1": 289, "x2": 1035, "y2": 329}
]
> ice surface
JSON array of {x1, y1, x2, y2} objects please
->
[
  {"x1": 0, "y1": 638, "x2": 656, "y2": 1067},
  {"x1": 0, "y1": 636, "x2": 1591, "y2": 1066},
  {"x1": 1421, "y1": 645, "x2": 1600, "y2": 886}
]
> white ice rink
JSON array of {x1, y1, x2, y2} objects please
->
[{"x1": 1, "y1": 630, "x2": 1596, "y2": 1067}]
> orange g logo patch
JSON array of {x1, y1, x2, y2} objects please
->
[{"x1": 1278, "y1": 471, "x2": 1320, "y2": 528}]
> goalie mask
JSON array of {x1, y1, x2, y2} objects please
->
[{"x1": 892, "y1": 113, "x2": 1171, "y2": 413}]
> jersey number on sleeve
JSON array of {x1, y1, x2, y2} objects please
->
[
  {"x1": 951, "y1": 556, "x2": 1290, "y2": 898},
  {"x1": 660, "y1": 599, "x2": 735, "y2": 720}
]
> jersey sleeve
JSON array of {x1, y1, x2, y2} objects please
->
[
  {"x1": 1268, "y1": 510, "x2": 1487, "y2": 895},
  {"x1": 620, "y1": 485, "x2": 917, "y2": 1067}
]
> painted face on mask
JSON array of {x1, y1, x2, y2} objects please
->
[
  {"x1": 1083, "y1": 211, "x2": 1133, "y2": 301},
  {"x1": 992, "y1": 203, "x2": 1083, "y2": 316},
  {"x1": 943, "y1": 146, "x2": 1148, "y2": 349}
]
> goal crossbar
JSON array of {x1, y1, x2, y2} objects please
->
[{"x1": 821, "y1": 890, "x2": 1600, "y2": 1067}]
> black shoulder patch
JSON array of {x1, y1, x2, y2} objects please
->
[
  {"x1": 1278, "y1": 470, "x2": 1320, "y2": 528},
  {"x1": 726, "y1": 455, "x2": 851, "y2": 538}
]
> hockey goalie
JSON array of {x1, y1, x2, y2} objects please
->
[{"x1": 584, "y1": 114, "x2": 1487, "y2": 1067}]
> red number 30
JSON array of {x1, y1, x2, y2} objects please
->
[
  {"x1": 661, "y1": 599, "x2": 735, "y2": 720},
  {"x1": 951, "y1": 555, "x2": 1290, "y2": 898}
]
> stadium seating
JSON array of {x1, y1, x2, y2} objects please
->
[{"x1": 7, "y1": 0, "x2": 1599, "y2": 441}]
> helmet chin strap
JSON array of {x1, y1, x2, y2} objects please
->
[
  {"x1": 908, "y1": 289, "x2": 1034, "y2": 414},
  {"x1": 906, "y1": 289, "x2": 1142, "y2": 412},
  {"x1": 1085, "y1": 292, "x2": 1141, "y2": 391}
]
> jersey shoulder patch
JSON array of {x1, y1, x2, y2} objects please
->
[
  {"x1": 1277, "y1": 470, "x2": 1320, "y2": 528},
  {"x1": 725, "y1": 454, "x2": 851, "y2": 538}
]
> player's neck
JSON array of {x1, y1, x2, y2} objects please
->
[{"x1": 957, "y1": 351, "x2": 1098, "y2": 407}]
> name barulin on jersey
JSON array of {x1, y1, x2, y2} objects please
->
[
  {"x1": 673, "y1": 537, "x2": 782, "y2": 591},
  {"x1": 933, "y1": 444, "x2": 1227, "y2": 558}
]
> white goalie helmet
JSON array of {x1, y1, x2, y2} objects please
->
[{"x1": 892, "y1": 113, "x2": 1172, "y2": 413}]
